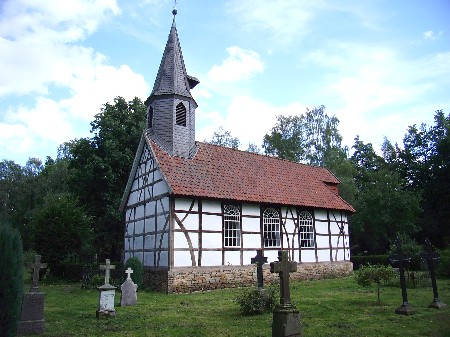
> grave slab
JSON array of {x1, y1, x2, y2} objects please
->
[
  {"x1": 17, "y1": 255, "x2": 47, "y2": 335},
  {"x1": 120, "y1": 279, "x2": 138, "y2": 306}
]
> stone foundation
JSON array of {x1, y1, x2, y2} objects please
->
[{"x1": 144, "y1": 261, "x2": 353, "y2": 293}]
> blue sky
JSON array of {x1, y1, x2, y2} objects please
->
[{"x1": 1, "y1": 0, "x2": 449, "y2": 165}]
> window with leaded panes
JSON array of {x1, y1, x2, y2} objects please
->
[
  {"x1": 299, "y1": 210, "x2": 314, "y2": 248},
  {"x1": 263, "y1": 208, "x2": 281, "y2": 247},
  {"x1": 223, "y1": 205, "x2": 241, "y2": 247}
]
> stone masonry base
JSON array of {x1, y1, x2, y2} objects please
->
[{"x1": 144, "y1": 261, "x2": 353, "y2": 294}]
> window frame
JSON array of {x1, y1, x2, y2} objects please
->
[
  {"x1": 175, "y1": 102, "x2": 187, "y2": 127},
  {"x1": 223, "y1": 204, "x2": 241, "y2": 248},
  {"x1": 262, "y1": 207, "x2": 281, "y2": 248},
  {"x1": 298, "y1": 210, "x2": 314, "y2": 248}
]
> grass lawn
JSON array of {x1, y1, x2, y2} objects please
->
[{"x1": 38, "y1": 276, "x2": 450, "y2": 337}]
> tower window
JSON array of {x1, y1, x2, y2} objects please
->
[
  {"x1": 148, "y1": 106, "x2": 153, "y2": 128},
  {"x1": 175, "y1": 103, "x2": 187, "y2": 127}
]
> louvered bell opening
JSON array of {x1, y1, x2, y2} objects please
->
[{"x1": 175, "y1": 103, "x2": 187, "y2": 127}]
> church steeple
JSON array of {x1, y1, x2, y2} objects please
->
[{"x1": 145, "y1": 8, "x2": 199, "y2": 158}]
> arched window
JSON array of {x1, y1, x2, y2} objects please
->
[
  {"x1": 148, "y1": 106, "x2": 154, "y2": 128},
  {"x1": 223, "y1": 205, "x2": 241, "y2": 247},
  {"x1": 175, "y1": 102, "x2": 187, "y2": 127},
  {"x1": 299, "y1": 211, "x2": 314, "y2": 248},
  {"x1": 263, "y1": 208, "x2": 280, "y2": 247}
]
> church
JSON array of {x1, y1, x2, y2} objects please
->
[{"x1": 120, "y1": 9, "x2": 354, "y2": 293}]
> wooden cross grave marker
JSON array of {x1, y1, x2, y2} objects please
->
[
  {"x1": 270, "y1": 250, "x2": 297, "y2": 307},
  {"x1": 251, "y1": 250, "x2": 268, "y2": 289},
  {"x1": 420, "y1": 238, "x2": 447, "y2": 309},
  {"x1": 389, "y1": 237, "x2": 416, "y2": 315},
  {"x1": 100, "y1": 259, "x2": 115, "y2": 286},
  {"x1": 28, "y1": 255, "x2": 47, "y2": 292},
  {"x1": 125, "y1": 267, "x2": 134, "y2": 280}
]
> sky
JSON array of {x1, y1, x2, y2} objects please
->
[{"x1": 1, "y1": 0, "x2": 449, "y2": 166}]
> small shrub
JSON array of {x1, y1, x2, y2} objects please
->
[
  {"x1": 235, "y1": 287, "x2": 277, "y2": 315},
  {"x1": 124, "y1": 257, "x2": 144, "y2": 289},
  {"x1": 0, "y1": 223, "x2": 24, "y2": 337},
  {"x1": 354, "y1": 264, "x2": 396, "y2": 304},
  {"x1": 89, "y1": 274, "x2": 105, "y2": 288}
]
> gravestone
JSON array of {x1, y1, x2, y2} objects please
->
[
  {"x1": 251, "y1": 250, "x2": 268, "y2": 289},
  {"x1": 420, "y1": 238, "x2": 447, "y2": 309},
  {"x1": 17, "y1": 255, "x2": 47, "y2": 335},
  {"x1": 120, "y1": 267, "x2": 138, "y2": 307},
  {"x1": 96, "y1": 259, "x2": 117, "y2": 318},
  {"x1": 389, "y1": 237, "x2": 416, "y2": 315},
  {"x1": 270, "y1": 250, "x2": 302, "y2": 337}
]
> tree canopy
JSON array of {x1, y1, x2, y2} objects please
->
[{"x1": 1, "y1": 97, "x2": 448, "y2": 267}]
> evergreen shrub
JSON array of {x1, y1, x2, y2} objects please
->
[
  {"x1": 0, "y1": 223, "x2": 24, "y2": 337},
  {"x1": 235, "y1": 287, "x2": 277, "y2": 315},
  {"x1": 124, "y1": 257, "x2": 144, "y2": 289}
]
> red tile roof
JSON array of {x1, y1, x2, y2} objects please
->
[{"x1": 149, "y1": 139, "x2": 355, "y2": 212}]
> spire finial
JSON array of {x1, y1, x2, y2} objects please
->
[{"x1": 172, "y1": 0, "x2": 177, "y2": 16}]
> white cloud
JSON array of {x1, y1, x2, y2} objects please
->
[
  {"x1": 0, "y1": 0, "x2": 151, "y2": 162},
  {"x1": 423, "y1": 30, "x2": 443, "y2": 41},
  {"x1": 0, "y1": 0, "x2": 121, "y2": 97},
  {"x1": 197, "y1": 96, "x2": 305, "y2": 149},
  {"x1": 227, "y1": 0, "x2": 323, "y2": 45},
  {"x1": 208, "y1": 47, "x2": 264, "y2": 82},
  {"x1": 299, "y1": 42, "x2": 450, "y2": 150}
]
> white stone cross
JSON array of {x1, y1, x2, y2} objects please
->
[
  {"x1": 100, "y1": 259, "x2": 115, "y2": 285},
  {"x1": 125, "y1": 267, "x2": 133, "y2": 280}
]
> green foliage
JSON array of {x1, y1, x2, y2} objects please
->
[
  {"x1": 354, "y1": 264, "x2": 395, "y2": 287},
  {"x1": 89, "y1": 274, "x2": 105, "y2": 288},
  {"x1": 30, "y1": 193, "x2": 92, "y2": 268},
  {"x1": 354, "y1": 263, "x2": 395, "y2": 304},
  {"x1": 235, "y1": 287, "x2": 277, "y2": 315},
  {"x1": 207, "y1": 126, "x2": 240, "y2": 149},
  {"x1": 63, "y1": 96, "x2": 146, "y2": 261},
  {"x1": 351, "y1": 255, "x2": 388, "y2": 270},
  {"x1": 350, "y1": 137, "x2": 421, "y2": 254},
  {"x1": 436, "y1": 247, "x2": 450, "y2": 278},
  {"x1": 396, "y1": 110, "x2": 450, "y2": 247},
  {"x1": 124, "y1": 257, "x2": 144, "y2": 289},
  {"x1": 0, "y1": 223, "x2": 24, "y2": 337},
  {"x1": 262, "y1": 106, "x2": 343, "y2": 166}
]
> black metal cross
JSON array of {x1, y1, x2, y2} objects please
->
[
  {"x1": 251, "y1": 250, "x2": 268, "y2": 288},
  {"x1": 28, "y1": 255, "x2": 47, "y2": 292},
  {"x1": 270, "y1": 250, "x2": 297, "y2": 307},
  {"x1": 420, "y1": 238, "x2": 447, "y2": 309},
  {"x1": 389, "y1": 237, "x2": 415, "y2": 315}
]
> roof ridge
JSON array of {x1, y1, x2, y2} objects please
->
[{"x1": 197, "y1": 141, "x2": 326, "y2": 169}]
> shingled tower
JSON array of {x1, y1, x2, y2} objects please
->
[{"x1": 145, "y1": 8, "x2": 199, "y2": 158}]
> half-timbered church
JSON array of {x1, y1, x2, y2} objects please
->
[{"x1": 120, "y1": 9, "x2": 355, "y2": 293}]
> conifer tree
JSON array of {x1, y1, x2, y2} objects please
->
[{"x1": 0, "y1": 223, "x2": 24, "y2": 337}]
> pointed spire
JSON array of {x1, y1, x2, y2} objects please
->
[{"x1": 149, "y1": 10, "x2": 193, "y2": 100}]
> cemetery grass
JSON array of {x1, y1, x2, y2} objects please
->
[{"x1": 41, "y1": 276, "x2": 450, "y2": 337}]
